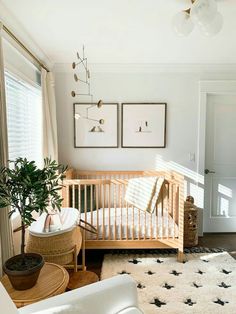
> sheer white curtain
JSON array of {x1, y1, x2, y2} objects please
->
[
  {"x1": 0, "y1": 22, "x2": 13, "y2": 277},
  {"x1": 42, "y1": 68, "x2": 58, "y2": 162}
]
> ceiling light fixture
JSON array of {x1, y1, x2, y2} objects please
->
[{"x1": 172, "y1": 0, "x2": 223, "y2": 36}]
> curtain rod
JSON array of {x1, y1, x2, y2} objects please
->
[{"x1": 3, "y1": 24, "x2": 50, "y2": 73}]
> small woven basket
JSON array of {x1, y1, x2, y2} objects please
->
[
  {"x1": 184, "y1": 201, "x2": 198, "y2": 247},
  {"x1": 26, "y1": 226, "x2": 82, "y2": 265}
]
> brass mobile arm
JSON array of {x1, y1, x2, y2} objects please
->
[{"x1": 71, "y1": 46, "x2": 105, "y2": 130}]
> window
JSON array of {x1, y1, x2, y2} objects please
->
[{"x1": 5, "y1": 72, "x2": 43, "y2": 166}]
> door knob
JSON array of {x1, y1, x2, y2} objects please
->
[{"x1": 205, "y1": 169, "x2": 216, "y2": 174}]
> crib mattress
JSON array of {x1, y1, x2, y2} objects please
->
[{"x1": 80, "y1": 207, "x2": 178, "y2": 240}]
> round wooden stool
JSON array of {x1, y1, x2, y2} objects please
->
[
  {"x1": 1, "y1": 262, "x2": 69, "y2": 308},
  {"x1": 67, "y1": 270, "x2": 99, "y2": 290}
]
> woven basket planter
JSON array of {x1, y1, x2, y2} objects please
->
[
  {"x1": 26, "y1": 226, "x2": 82, "y2": 265},
  {"x1": 184, "y1": 202, "x2": 198, "y2": 247}
]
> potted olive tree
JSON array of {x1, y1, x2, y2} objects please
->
[{"x1": 0, "y1": 157, "x2": 67, "y2": 290}]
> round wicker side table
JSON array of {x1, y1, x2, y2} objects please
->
[{"x1": 1, "y1": 262, "x2": 69, "y2": 308}]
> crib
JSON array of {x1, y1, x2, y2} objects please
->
[{"x1": 62, "y1": 170, "x2": 185, "y2": 262}]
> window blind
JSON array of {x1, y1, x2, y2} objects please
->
[{"x1": 5, "y1": 72, "x2": 43, "y2": 167}]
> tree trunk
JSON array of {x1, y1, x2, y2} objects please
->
[{"x1": 21, "y1": 221, "x2": 26, "y2": 257}]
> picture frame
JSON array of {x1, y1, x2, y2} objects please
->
[
  {"x1": 74, "y1": 103, "x2": 119, "y2": 148},
  {"x1": 121, "y1": 103, "x2": 167, "y2": 148}
]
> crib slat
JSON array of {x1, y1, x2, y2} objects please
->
[
  {"x1": 79, "y1": 184, "x2": 81, "y2": 213},
  {"x1": 161, "y1": 187, "x2": 164, "y2": 239},
  {"x1": 99, "y1": 183, "x2": 102, "y2": 239},
  {"x1": 173, "y1": 184, "x2": 176, "y2": 238},
  {"x1": 164, "y1": 186, "x2": 167, "y2": 238},
  {"x1": 171, "y1": 184, "x2": 174, "y2": 239},
  {"x1": 178, "y1": 180, "x2": 185, "y2": 262},
  {"x1": 144, "y1": 211, "x2": 146, "y2": 240},
  {"x1": 114, "y1": 183, "x2": 117, "y2": 240},
  {"x1": 150, "y1": 208, "x2": 153, "y2": 240},
  {"x1": 103, "y1": 184, "x2": 105, "y2": 240},
  {"x1": 176, "y1": 185, "x2": 180, "y2": 229},
  {"x1": 132, "y1": 205, "x2": 134, "y2": 240},
  {"x1": 90, "y1": 184, "x2": 93, "y2": 227},
  {"x1": 138, "y1": 209, "x2": 141, "y2": 240},
  {"x1": 166, "y1": 184, "x2": 169, "y2": 239},
  {"x1": 108, "y1": 184, "x2": 111, "y2": 240},
  {"x1": 76, "y1": 185, "x2": 78, "y2": 211},
  {"x1": 96, "y1": 185, "x2": 99, "y2": 240},
  {"x1": 84, "y1": 185, "x2": 87, "y2": 240},
  {"x1": 156, "y1": 203, "x2": 158, "y2": 239},
  {"x1": 66, "y1": 185, "x2": 69, "y2": 207},
  {"x1": 119, "y1": 185, "x2": 122, "y2": 240},
  {"x1": 126, "y1": 198, "x2": 128, "y2": 241},
  {"x1": 125, "y1": 183, "x2": 128, "y2": 240},
  {"x1": 72, "y1": 185, "x2": 75, "y2": 208},
  {"x1": 165, "y1": 196, "x2": 169, "y2": 239}
]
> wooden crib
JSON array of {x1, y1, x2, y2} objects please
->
[{"x1": 62, "y1": 170, "x2": 185, "y2": 262}]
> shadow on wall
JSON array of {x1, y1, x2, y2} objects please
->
[{"x1": 155, "y1": 155, "x2": 204, "y2": 208}]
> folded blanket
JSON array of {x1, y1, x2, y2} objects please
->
[{"x1": 125, "y1": 176, "x2": 164, "y2": 214}]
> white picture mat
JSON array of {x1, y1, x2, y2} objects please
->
[
  {"x1": 122, "y1": 104, "x2": 166, "y2": 147},
  {"x1": 74, "y1": 103, "x2": 118, "y2": 147}
]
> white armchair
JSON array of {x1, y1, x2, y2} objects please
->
[{"x1": 1, "y1": 274, "x2": 143, "y2": 314}]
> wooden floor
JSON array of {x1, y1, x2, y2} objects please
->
[
  {"x1": 80, "y1": 233, "x2": 236, "y2": 278},
  {"x1": 199, "y1": 233, "x2": 236, "y2": 258}
]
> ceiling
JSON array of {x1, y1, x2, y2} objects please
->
[{"x1": 1, "y1": 0, "x2": 236, "y2": 64}]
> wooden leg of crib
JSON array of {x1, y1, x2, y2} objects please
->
[{"x1": 177, "y1": 249, "x2": 185, "y2": 263}]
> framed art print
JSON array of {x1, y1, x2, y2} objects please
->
[
  {"x1": 121, "y1": 103, "x2": 167, "y2": 148},
  {"x1": 74, "y1": 103, "x2": 118, "y2": 148}
]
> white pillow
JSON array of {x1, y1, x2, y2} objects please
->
[{"x1": 116, "y1": 307, "x2": 144, "y2": 314}]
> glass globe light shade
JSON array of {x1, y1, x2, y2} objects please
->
[
  {"x1": 172, "y1": 11, "x2": 194, "y2": 36},
  {"x1": 190, "y1": 0, "x2": 217, "y2": 27},
  {"x1": 200, "y1": 12, "x2": 223, "y2": 36}
]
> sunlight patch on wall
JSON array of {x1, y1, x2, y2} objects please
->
[
  {"x1": 218, "y1": 184, "x2": 232, "y2": 198},
  {"x1": 155, "y1": 155, "x2": 204, "y2": 208}
]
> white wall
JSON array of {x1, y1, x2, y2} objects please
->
[
  {"x1": 55, "y1": 69, "x2": 198, "y2": 169},
  {"x1": 54, "y1": 64, "x2": 236, "y2": 210}
]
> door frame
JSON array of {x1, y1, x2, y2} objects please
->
[{"x1": 197, "y1": 81, "x2": 236, "y2": 233}]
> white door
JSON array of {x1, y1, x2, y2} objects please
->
[{"x1": 204, "y1": 94, "x2": 236, "y2": 232}]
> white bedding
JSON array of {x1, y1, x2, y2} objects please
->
[{"x1": 81, "y1": 207, "x2": 178, "y2": 240}]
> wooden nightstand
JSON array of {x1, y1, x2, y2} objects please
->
[{"x1": 1, "y1": 262, "x2": 69, "y2": 308}]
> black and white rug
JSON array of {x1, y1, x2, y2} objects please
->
[{"x1": 101, "y1": 252, "x2": 236, "y2": 314}]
